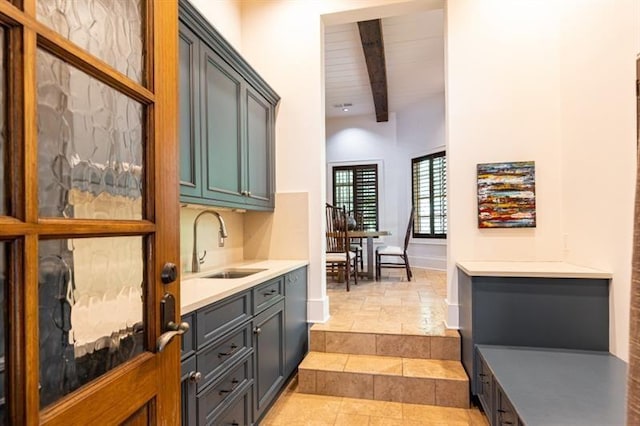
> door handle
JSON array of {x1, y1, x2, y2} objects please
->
[
  {"x1": 156, "y1": 292, "x2": 189, "y2": 352},
  {"x1": 157, "y1": 321, "x2": 190, "y2": 352}
]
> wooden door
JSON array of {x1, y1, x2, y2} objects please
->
[{"x1": 0, "y1": 0, "x2": 180, "y2": 425}]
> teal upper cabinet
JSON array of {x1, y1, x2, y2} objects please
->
[
  {"x1": 179, "y1": 23, "x2": 201, "y2": 199},
  {"x1": 179, "y1": 1, "x2": 279, "y2": 211},
  {"x1": 201, "y1": 45, "x2": 244, "y2": 203}
]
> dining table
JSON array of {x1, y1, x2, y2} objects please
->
[{"x1": 348, "y1": 229, "x2": 391, "y2": 280}]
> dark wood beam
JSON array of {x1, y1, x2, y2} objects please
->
[{"x1": 358, "y1": 19, "x2": 388, "y2": 122}]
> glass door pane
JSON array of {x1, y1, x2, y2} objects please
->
[
  {"x1": 36, "y1": 0, "x2": 144, "y2": 83},
  {"x1": 38, "y1": 237, "x2": 144, "y2": 408},
  {"x1": 37, "y1": 49, "x2": 144, "y2": 219},
  {"x1": 0, "y1": 28, "x2": 6, "y2": 216}
]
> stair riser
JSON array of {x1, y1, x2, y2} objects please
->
[
  {"x1": 298, "y1": 369, "x2": 469, "y2": 408},
  {"x1": 311, "y1": 330, "x2": 460, "y2": 361}
]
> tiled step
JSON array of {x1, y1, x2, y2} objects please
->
[
  {"x1": 309, "y1": 327, "x2": 461, "y2": 360},
  {"x1": 298, "y1": 351, "x2": 469, "y2": 408}
]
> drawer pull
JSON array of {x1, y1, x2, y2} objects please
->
[
  {"x1": 219, "y1": 378, "x2": 240, "y2": 395},
  {"x1": 218, "y1": 343, "x2": 239, "y2": 358},
  {"x1": 262, "y1": 289, "x2": 277, "y2": 297}
]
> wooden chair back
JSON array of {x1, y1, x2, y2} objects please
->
[{"x1": 326, "y1": 203, "x2": 348, "y2": 253}]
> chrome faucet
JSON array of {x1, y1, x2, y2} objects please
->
[{"x1": 192, "y1": 210, "x2": 228, "y2": 273}]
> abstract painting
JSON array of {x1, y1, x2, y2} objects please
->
[{"x1": 477, "y1": 161, "x2": 536, "y2": 228}]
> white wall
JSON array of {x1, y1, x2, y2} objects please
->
[
  {"x1": 558, "y1": 0, "x2": 639, "y2": 360},
  {"x1": 397, "y1": 95, "x2": 447, "y2": 270},
  {"x1": 188, "y1": 0, "x2": 243, "y2": 50},
  {"x1": 446, "y1": 0, "x2": 639, "y2": 360},
  {"x1": 326, "y1": 94, "x2": 447, "y2": 270}
]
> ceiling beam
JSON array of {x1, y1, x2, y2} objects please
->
[{"x1": 357, "y1": 19, "x2": 388, "y2": 122}]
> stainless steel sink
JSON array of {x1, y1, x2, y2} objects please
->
[{"x1": 203, "y1": 268, "x2": 267, "y2": 279}]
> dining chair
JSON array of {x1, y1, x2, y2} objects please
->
[
  {"x1": 326, "y1": 203, "x2": 358, "y2": 291},
  {"x1": 348, "y1": 210, "x2": 364, "y2": 272},
  {"x1": 375, "y1": 207, "x2": 415, "y2": 281}
]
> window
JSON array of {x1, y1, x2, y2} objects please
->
[
  {"x1": 412, "y1": 152, "x2": 447, "y2": 238},
  {"x1": 332, "y1": 164, "x2": 379, "y2": 231}
]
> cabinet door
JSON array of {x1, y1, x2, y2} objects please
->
[
  {"x1": 254, "y1": 301, "x2": 285, "y2": 421},
  {"x1": 201, "y1": 44, "x2": 245, "y2": 204},
  {"x1": 178, "y1": 22, "x2": 202, "y2": 199},
  {"x1": 285, "y1": 267, "x2": 308, "y2": 377},
  {"x1": 475, "y1": 351, "x2": 493, "y2": 423},
  {"x1": 496, "y1": 384, "x2": 519, "y2": 426},
  {"x1": 181, "y1": 357, "x2": 197, "y2": 426},
  {"x1": 245, "y1": 85, "x2": 274, "y2": 209}
]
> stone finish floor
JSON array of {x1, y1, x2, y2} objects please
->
[{"x1": 261, "y1": 269, "x2": 489, "y2": 425}]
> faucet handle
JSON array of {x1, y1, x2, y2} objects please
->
[{"x1": 199, "y1": 250, "x2": 207, "y2": 265}]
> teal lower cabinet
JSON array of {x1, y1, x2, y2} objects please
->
[
  {"x1": 180, "y1": 266, "x2": 308, "y2": 425},
  {"x1": 284, "y1": 267, "x2": 308, "y2": 377},
  {"x1": 253, "y1": 301, "x2": 285, "y2": 421}
]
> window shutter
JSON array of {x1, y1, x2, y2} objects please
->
[
  {"x1": 354, "y1": 165, "x2": 378, "y2": 231},
  {"x1": 332, "y1": 164, "x2": 379, "y2": 231},
  {"x1": 412, "y1": 152, "x2": 446, "y2": 238}
]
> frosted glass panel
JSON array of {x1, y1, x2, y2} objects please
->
[
  {"x1": 39, "y1": 237, "x2": 144, "y2": 408},
  {"x1": 37, "y1": 49, "x2": 143, "y2": 219},
  {"x1": 36, "y1": 0, "x2": 143, "y2": 83},
  {"x1": 0, "y1": 28, "x2": 5, "y2": 217},
  {"x1": 0, "y1": 243, "x2": 6, "y2": 424}
]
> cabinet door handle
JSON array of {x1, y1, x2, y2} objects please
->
[
  {"x1": 218, "y1": 343, "x2": 239, "y2": 358},
  {"x1": 189, "y1": 371, "x2": 202, "y2": 383},
  {"x1": 219, "y1": 378, "x2": 240, "y2": 395},
  {"x1": 254, "y1": 327, "x2": 262, "y2": 335}
]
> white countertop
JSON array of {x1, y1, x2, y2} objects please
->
[
  {"x1": 181, "y1": 259, "x2": 309, "y2": 314},
  {"x1": 456, "y1": 261, "x2": 612, "y2": 279}
]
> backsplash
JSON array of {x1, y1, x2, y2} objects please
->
[{"x1": 180, "y1": 206, "x2": 244, "y2": 273}]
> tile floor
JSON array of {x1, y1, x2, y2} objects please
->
[
  {"x1": 315, "y1": 268, "x2": 452, "y2": 336},
  {"x1": 261, "y1": 268, "x2": 489, "y2": 425}
]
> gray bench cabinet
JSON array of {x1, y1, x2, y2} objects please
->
[{"x1": 178, "y1": 0, "x2": 278, "y2": 211}]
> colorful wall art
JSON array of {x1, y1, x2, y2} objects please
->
[{"x1": 477, "y1": 161, "x2": 536, "y2": 228}]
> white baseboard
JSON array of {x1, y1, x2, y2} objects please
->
[
  {"x1": 308, "y1": 295, "x2": 330, "y2": 323},
  {"x1": 408, "y1": 255, "x2": 446, "y2": 271},
  {"x1": 445, "y1": 298, "x2": 460, "y2": 329}
]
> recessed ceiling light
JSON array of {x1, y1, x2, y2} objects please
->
[{"x1": 342, "y1": 107, "x2": 349, "y2": 112}]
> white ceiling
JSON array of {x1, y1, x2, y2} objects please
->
[{"x1": 324, "y1": 9, "x2": 445, "y2": 119}]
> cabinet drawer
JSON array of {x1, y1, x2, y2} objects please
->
[
  {"x1": 197, "y1": 322, "x2": 253, "y2": 392},
  {"x1": 253, "y1": 277, "x2": 283, "y2": 313},
  {"x1": 197, "y1": 354, "x2": 253, "y2": 425},
  {"x1": 210, "y1": 384, "x2": 252, "y2": 426},
  {"x1": 197, "y1": 291, "x2": 251, "y2": 349},
  {"x1": 181, "y1": 313, "x2": 196, "y2": 360}
]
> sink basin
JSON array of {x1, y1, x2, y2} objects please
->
[{"x1": 202, "y1": 268, "x2": 267, "y2": 279}]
